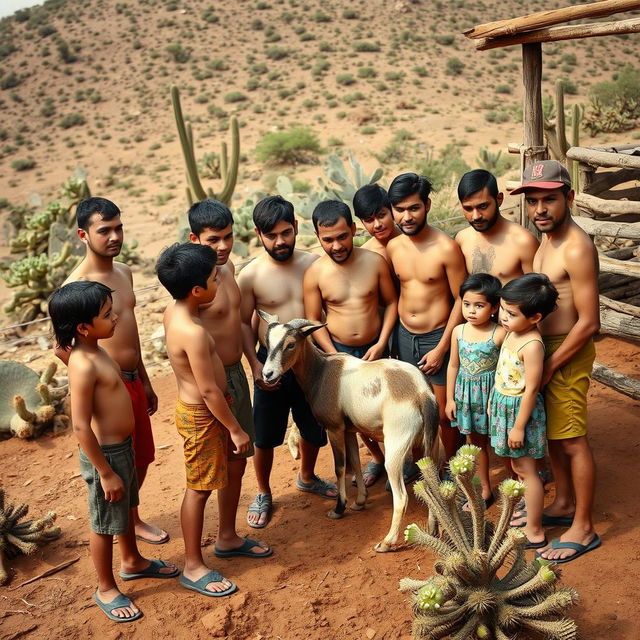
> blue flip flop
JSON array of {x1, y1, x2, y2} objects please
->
[
  {"x1": 179, "y1": 570, "x2": 238, "y2": 597},
  {"x1": 93, "y1": 591, "x2": 143, "y2": 623},
  {"x1": 214, "y1": 537, "x2": 273, "y2": 559},
  {"x1": 296, "y1": 475, "x2": 337, "y2": 499},
  {"x1": 119, "y1": 559, "x2": 180, "y2": 581},
  {"x1": 525, "y1": 536, "x2": 548, "y2": 550},
  {"x1": 536, "y1": 534, "x2": 601, "y2": 564}
]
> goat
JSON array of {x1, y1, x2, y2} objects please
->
[{"x1": 258, "y1": 311, "x2": 440, "y2": 552}]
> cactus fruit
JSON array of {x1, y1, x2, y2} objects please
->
[
  {"x1": 401, "y1": 445, "x2": 579, "y2": 640},
  {"x1": 0, "y1": 488, "x2": 62, "y2": 585},
  {"x1": 0, "y1": 361, "x2": 69, "y2": 439},
  {"x1": 171, "y1": 85, "x2": 240, "y2": 206}
]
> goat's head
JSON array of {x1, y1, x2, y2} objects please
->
[{"x1": 258, "y1": 310, "x2": 325, "y2": 384}]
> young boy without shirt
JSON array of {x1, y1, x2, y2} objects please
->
[
  {"x1": 48, "y1": 282, "x2": 178, "y2": 624},
  {"x1": 156, "y1": 243, "x2": 251, "y2": 598}
]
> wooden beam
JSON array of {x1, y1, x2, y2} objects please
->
[
  {"x1": 600, "y1": 277, "x2": 640, "y2": 300},
  {"x1": 592, "y1": 361, "x2": 640, "y2": 401},
  {"x1": 600, "y1": 295, "x2": 640, "y2": 319},
  {"x1": 476, "y1": 17, "x2": 640, "y2": 50},
  {"x1": 583, "y1": 168, "x2": 640, "y2": 196},
  {"x1": 567, "y1": 147, "x2": 640, "y2": 170},
  {"x1": 575, "y1": 192, "x2": 640, "y2": 217},
  {"x1": 600, "y1": 254, "x2": 640, "y2": 276},
  {"x1": 464, "y1": 0, "x2": 640, "y2": 40},
  {"x1": 574, "y1": 216, "x2": 640, "y2": 240},
  {"x1": 604, "y1": 245, "x2": 639, "y2": 259}
]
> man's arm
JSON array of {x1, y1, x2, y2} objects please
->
[
  {"x1": 69, "y1": 358, "x2": 124, "y2": 502},
  {"x1": 518, "y1": 231, "x2": 540, "y2": 275},
  {"x1": 362, "y1": 257, "x2": 398, "y2": 361},
  {"x1": 542, "y1": 244, "x2": 600, "y2": 386},
  {"x1": 186, "y1": 329, "x2": 249, "y2": 455},
  {"x1": 444, "y1": 324, "x2": 462, "y2": 421},
  {"x1": 303, "y1": 263, "x2": 336, "y2": 354}
]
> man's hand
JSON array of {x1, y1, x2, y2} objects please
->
[
  {"x1": 100, "y1": 470, "x2": 125, "y2": 503},
  {"x1": 144, "y1": 382, "x2": 158, "y2": 415},
  {"x1": 230, "y1": 429, "x2": 251, "y2": 455},
  {"x1": 540, "y1": 360, "x2": 556, "y2": 389},
  {"x1": 508, "y1": 426, "x2": 525, "y2": 450},
  {"x1": 445, "y1": 399, "x2": 456, "y2": 422},
  {"x1": 362, "y1": 343, "x2": 386, "y2": 361},
  {"x1": 418, "y1": 347, "x2": 446, "y2": 376},
  {"x1": 251, "y1": 361, "x2": 280, "y2": 391}
]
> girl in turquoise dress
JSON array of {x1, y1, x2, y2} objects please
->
[
  {"x1": 446, "y1": 274, "x2": 505, "y2": 507},
  {"x1": 489, "y1": 273, "x2": 558, "y2": 550}
]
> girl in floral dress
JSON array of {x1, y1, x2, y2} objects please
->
[
  {"x1": 489, "y1": 273, "x2": 558, "y2": 549},
  {"x1": 446, "y1": 273, "x2": 505, "y2": 508}
]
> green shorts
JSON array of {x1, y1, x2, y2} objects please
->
[
  {"x1": 225, "y1": 361, "x2": 255, "y2": 459},
  {"x1": 79, "y1": 437, "x2": 139, "y2": 536}
]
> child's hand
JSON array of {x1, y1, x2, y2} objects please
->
[
  {"x1": 231, "y1": 429, "x2": 251, "y2": 455},
  {"x1": 445, "y1": 399, "x2": 456, "y2": 422},
  {"x1": 100, "y1": 470, "x2": 125, "y2": 502},
  {"x1": 508, "y1": 426, "x2": 525, "y2": 450}
]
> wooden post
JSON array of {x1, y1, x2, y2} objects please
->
[{"x1": 521, "y1": 42, "x2": 546, "y2": 227}]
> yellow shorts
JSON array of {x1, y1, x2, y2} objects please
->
[
  {"x1": 175, "y1": 398, "x2": 229, "y2": 491},
  {"x1": 543, "y1": 335, "x2": 595, "y2": 440}
]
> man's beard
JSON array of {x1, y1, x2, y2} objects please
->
[
  {"x1": 535, "y1": 208, "x2": 569, "y2": 234},
  {"x1": 399, "y1": 215, "x2": 427, "y2": 236},
  {"x1": 265, "y1": 243, "x2": 295, "y2": 262},
  {"x1": 86, "y1": 237, "x2": 122, "y2": 258},
  {"x1": 470, "y1": 210, "x2": 499, "y2": 233},
  {"x1": 329, "y1": 245, "x2": 352, "y2": 263}
]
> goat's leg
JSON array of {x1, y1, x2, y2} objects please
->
[
  {"x1": 327, "y1": 429, "x2": 347, "y2": 519},
  {"x1": 376, "y1": 436, "x2": 410, "y2": 552},
  {"x1": 345, "y1": 431, "x2": 367, "y2": 510}
]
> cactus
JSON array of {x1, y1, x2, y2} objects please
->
[
  {"x1": 318, "y1": 152, "x2": 383, "y2": 204},
  {"x1": 0, "y1": 488, "x2": 62, "y2": 585},
  {"x1": 476, "y1": 148, "x2": 514, "y2": 178},
  {"x1": 401, "y1": 445, "x2": 579, "y2": 640},
  {"x1": 0, "y1": 361, "x2": 69, "y2": 439},
  {"x1": 171, "y1": 85, "x2": 240, "y2": 206}
]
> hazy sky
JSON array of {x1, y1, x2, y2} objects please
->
[{"x1": 1, "y1": 0, "x2": 44, "y2": 19}]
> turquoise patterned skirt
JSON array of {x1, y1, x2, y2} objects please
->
[
  {"x1": 452, "y1": 370, "x2": 494, "y2": 435},
  {"x1": 489, "y1": 388, "x2": 547, "y2": 459}
]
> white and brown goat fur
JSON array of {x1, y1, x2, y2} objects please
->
[{"x1": 259, "y1": 311, "x2": 440, "y2": 552}]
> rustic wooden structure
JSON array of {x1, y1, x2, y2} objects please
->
[{"x1": 466, "y1": 1, "x2": 640, "y2": 400}]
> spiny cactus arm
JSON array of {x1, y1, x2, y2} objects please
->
[
  {"x1": 13, "y1": 396, "x2": 36, "y2": 422},
  {"x1": 517, "y1": 617, "x2": 578, "y2": 640},
  {"x1": 516, "y1": 588, "x2": 579, "y2": 620},
  {"x1": 495, "y1": 623, "x2": 517, "y2": 640},
  {"x1": 218, "y1": 117, "x2": 240, "y2": 206},
  {"x1": 449, "y1": 451, "x2": 485, "y2": 550},
  {"x1": 495, "y1": 553, "x2": 537, "y2": 591},
  {"x1": 399, "y1": 577, "x2": 434, "y2": 592},
  {"x1": 487, "y1": 479, "x2": 525, "y2": 557},
  {"x1": 40, "y1": 362, "x2": 57, "y2": 385},
  {"x1": 405, "y1": 522, "x2": 455, "y2": 558},
  {"x1": 488, "y1": 528, "x2": 526, "y2": 575},
  {"x1": 416, "y1": 456, "x2": 444, "y2": 496},
  {"x1": 51, "y1": 243, "x2": 72, "y2": 269},
  {"x1": 450, "y1": 615, "x2": 482, "y2": 640},
  {"x1": 220, "y1": 141, "x2": 228, "y2": 182},
  {"x1": 171, "y1": 85, "x2": 207, "y2": 202},
  {"x1": 442, "y1": 552, "x2": 477, "y2": 584},
  {"x1": 501, "y1": 564, "x2": 557, "y2": 601},
  {"x1": 369, "y1": 167, "x2": 383, "y2": 184},
  {"x1": 412, "y1": 614, "x2": 462, "y2": 640},
  {"x1": 6, "y1": 533, "x2": 38, "y2": 556},
  {"x1": 36, "y1": 383, "x2": 51, "y2": 405}
]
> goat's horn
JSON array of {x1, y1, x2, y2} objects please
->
[
  {"x1": 287, "y1": 318, "x2": 317, "y2": 330},
  {"x1": 257, "y1": 309, "x2": 279, "y2": 324}
]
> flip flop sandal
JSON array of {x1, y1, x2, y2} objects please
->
[
  {"x1": 296, "y1": 475, "x2": 338, "y2": 499},
  {"x1": 525, "y1": 536, "x2": 548, "y2": 550},
  {"x1": 93, "y1": 592, "x2": 143, "y2": 623},
  {"x1": 179, "y1": 570, "x2": 237, "y2": 597},
  {"x1": 135, "y1": 530, "x2": 170, "y2": 545},
  {"x1": 510, "y1": 509, "x2": 528, "y2": 528},
  {"x1": 119, "y1": 559, "x2": 180, "y2": 581},
  {"x1": 352, "y1": 461, "x2": 385, "y2": 487},
  {"x1": 246, "y1": 493, "x2": 273, "y2": 529},
  {"x1": 214, "y1": 537, "x2": 273, "y2": 559},
  {"x1": 536, "y1": 534, "x2": 602, "y2": 564}
]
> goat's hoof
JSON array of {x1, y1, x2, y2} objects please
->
[
  {"x1": 374, "y1": 541, "x2": 392, "y2": 553},
  {"x1": 327, "y1": 509, "x2": 344, "y2": 520},
  {"x1": 349, "y1": 502, "x2": 365, "y2": 511}
]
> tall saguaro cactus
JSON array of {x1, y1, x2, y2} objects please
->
[{"x1": 171, "y1": 85, "x2": 240, "y2": 205}]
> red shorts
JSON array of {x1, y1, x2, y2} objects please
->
[{"x1": 123, "y1": 374, "x2": 155, "y2": 468}]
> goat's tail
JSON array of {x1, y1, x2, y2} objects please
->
[{"x1": 421, "y1": 391, "x2": 442, "y2": 467}]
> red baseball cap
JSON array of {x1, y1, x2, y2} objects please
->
[{"x1": 511, "y1": 160, "x2": 572, "y2": 195}]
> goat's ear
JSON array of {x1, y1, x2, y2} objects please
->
[
  {"x1": 299, "y1": 323, "x2": 327, "y2": 337},
  {"x1": 258, "y1": 309, "x2": 279, "y2": 325}
]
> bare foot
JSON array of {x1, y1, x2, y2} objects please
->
[
  {"x1": 215, "y1": 536, "x2": 271, "y2": 556},
  {"x1": 183, "y1": 566, "x2": 234, "y2": 594},
  {"x1": 134, "y1": 519, "x2": 169, "y2": 544},
  {"x1": 96, "y1": 588, "x2": 140, "y2": 620},
  {"x1": 122, "y1": 558, "x2": 178, "y2": 576}
]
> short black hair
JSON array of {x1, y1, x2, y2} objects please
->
[
  {"x1": 500, "y1": 273, "x2": 559, "y2": 319},
  {"x1": 76, "y1": 197, "x2": 121, "y2": 231},
  {"x1": 253, "y1": 195, "x2": 295, "y2": 234},
  {"x1": 457, "y1": 169, "x2": 499, "y2": 202},
  {"x1": 388, "y1": 172, "x2": 433, "y2": 206},
  {"x1": 312, "y1": 200, "x2": 352, "y2": 232},
  {"x1": 156, "y1": 243, "x2": 217, "y2": 300},
  {"x1": 459, "y1": 273, "x2": 502, "y2": 305},
  {"x1": 48, "y1": 281, "x2": 113, "y2": 350},
  {"x1": 353, "y1": 184, "x2": 391, "y2": 220},
  {"x1": 188, "y1": 199, "x2": 234, "y2": 236}
]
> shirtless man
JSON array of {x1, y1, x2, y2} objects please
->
[
  {"x1": 387, "y1": 173, "x2": 467, "y2": 461},
  {"x1": 239, "y1": 195, "x2": 337, "y2": 529},
  {"x1": 512, "y1": 160, "x2": 601, "y2": 564},
  {"x1": 188, "y1": 199, "x2": 271, "y2": 558},
  {"x1": 304, "y1": 200, "x2": 398, "y2": 487},
  {"x1": 455, "y1": 169, "x2": 538, "y2": 284},
  {"x1": 60, "y1": 197, "x2": 166, "y2": 545},
  {"x1": 353, "y1": 183, "x2": 401, "y2": 263}
]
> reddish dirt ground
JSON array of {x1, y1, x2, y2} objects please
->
[{"x1": 1, "y1": 337, "x2": 639, "y2": 640}]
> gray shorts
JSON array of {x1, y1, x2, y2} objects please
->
[
  {"x1": 395, "y1": 322, "x2": 450, "y2": 386},
  {"x1": 79, "y1": 437, "x2": 139, "y2": 536},
  {"x1": 225, "y1": 361, "x2": 256, "y2": 459}
]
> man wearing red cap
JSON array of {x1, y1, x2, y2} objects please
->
[{"x1": 512, "y1": 160, "x2": 601, "y2": 563}]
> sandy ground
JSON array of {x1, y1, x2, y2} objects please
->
[{"x1": 0, "y1": 337, "x2": 639, "y2": 640}]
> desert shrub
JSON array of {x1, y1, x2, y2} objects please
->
[
  {"x1": 319, "y1": 42, "x2": 334, "y2": 52},
  {"x1": 357, "y1": 67, "x2": 377, "y2": 78},
  {"x1": 40, "y1": 97, "x2": 55, "y2": 117},
  {"x1": 312, "y1": 11, "x2": 332, "y2": 22},
  {"x1": 384, "y1": 71, "x2": 404, "y2": 82},
  {"x1": 558, "y1": 77, "x2": 577, "y2": 95},
  {"x1": 166, "y1": 43, "x2": 191, "y2": 63},
  {"x1": 59, "y1": 113, "x2": 86, "y2": 128},
  {"x1": 336, "y1": 73, "x2": 356, "y2": 86},
  {"x1": 343, "y1": 9, "x2": 359, "y2": 19},
  {"x1": 266, "y1": 46, "x2": 288, "y2": 60},
  {"x1": 224, "y1": 91, "x2": 247, "y2": 103},
  {"x1": 38, "y1": 24, "x2": 56, "y2": 37},
  {"x1": 251, "y1": 18, "x2": 264, "y2": 29},
  {"x1": 256, "y1": 1, "x2": 270, "y2": 9},
  {"x1": 207, "y1": 58, "x2": 229, "y2": 71},
  {"x1": 246, "y1": 77, "x2": 260, "y2": 91},
  {"x1": 354, "y1": 41, "x2": 381, "y2": 52},
  {"x1": 416, "y1": 143, "x2": 471, "y2": 191},
  {"x1": 57, "y1": 39, "x2": 77, "y2": 63},
  {"x1": 255, "y1": 127, "x2": 322, "y2": 164},
  {"x1": 434, "y1": 34, "x2": 455, "y2": 45},
  {"x1": 445, "y1": 57, "x2": 465, "y2": 76},
  {"x1": 495, "y1": 84, "x2": 512, "y2": 94},
  {"x1": 251, "y1": 62, "x2": 268, "y2": 75},
  {"x1": 585, "y1": 66, "x2": 640, "y2": 134},
  {"x1": 361, "y1": 125, "x2": 376, "y2": 135},
  {"x1": 11, "y1": 157, "x2": 36, "y2": 171},
  {"x1": 300, "y1": 33, "x2": 315, "y2": 41},
  {"x1": 413, "y1": 65, "x2": 428, "y2": 77},
  {"x1": 0, "y1": 41, "x2": 18, "y2": 59},
  {"x1": 202, "y1": 7, "x2": 219, "y2": 23},
  {"x1": 0, "y1": 72, "x2": 21, "y2": 90}
]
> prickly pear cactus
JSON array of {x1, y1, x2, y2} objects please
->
[
  {"x1": 401, "y1": 445, "x2": 579, "y2": 640},
  {"x1": 0, "y1": 488, "x2": 62, "y2": 585}
]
